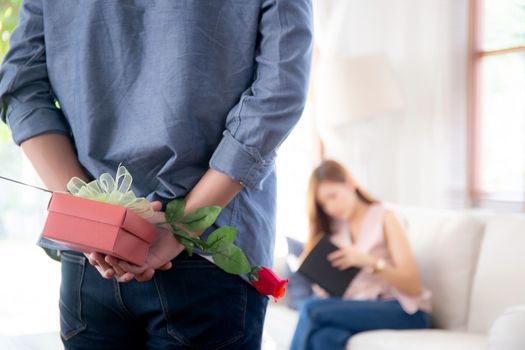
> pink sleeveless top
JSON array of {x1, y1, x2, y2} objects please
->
[{"x1": 330, "y1": 204, "x2": 432, "y2": 314}]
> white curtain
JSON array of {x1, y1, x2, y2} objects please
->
[{"x1": 313, "y1": 0, "x2": 469, "y2": 208}]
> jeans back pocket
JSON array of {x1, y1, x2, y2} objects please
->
[{"x1": 154, "y1": 255, "x2": 248, "y2": 349}]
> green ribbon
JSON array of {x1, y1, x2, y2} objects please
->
[{"x1": 66, "y1": 164, "x2": 153, "y2": 218}]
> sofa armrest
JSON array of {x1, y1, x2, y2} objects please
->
[{"x1": 488, "y1": 304, "x2": 525, "y2": 350}]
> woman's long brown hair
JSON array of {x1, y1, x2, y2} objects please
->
[{"x1": 304, "y1": 160, "x2": 378, "y2": 254}]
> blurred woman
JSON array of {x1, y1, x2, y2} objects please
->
[{"x1": 290, "y1": 160, "x2": 431, "y2": 350}]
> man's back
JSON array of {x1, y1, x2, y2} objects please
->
[
  {"x1": 0, "y1": 0, "x2": 312, "y2": 347},
  {"x1": 1, "y1": 0, "x2": 312, "y2": 279},
  {"x1": 42, "y1": 1, "x2": 260, "y2": 196}
]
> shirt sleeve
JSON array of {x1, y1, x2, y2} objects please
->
[
  {"x1": 209, "y1": 0, "x2": 313, "y2": 190},
  {"x1": 0, "y1": 0, "x2": 70, "y2": 146}
]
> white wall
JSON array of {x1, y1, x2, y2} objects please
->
[{"x1": 313, "y1": 0, "x2": 469, "y2": 209}]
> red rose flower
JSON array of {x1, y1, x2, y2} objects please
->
[{"x1": 249, "y1": 266, "x2": 288, "y2": 302}]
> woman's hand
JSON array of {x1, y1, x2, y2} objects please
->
[
  {"x1": 312, "y1": 284, "x2": 330, "y2": 298},
  {"x1": 327, "y1": 245, "x2": 375, "y2": 271}
]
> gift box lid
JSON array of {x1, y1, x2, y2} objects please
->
[{"x1": 47, "y1": 192, "x2": 156, "y2": 244}]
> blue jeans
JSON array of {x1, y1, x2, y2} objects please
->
[
  {"x1": 59, "y1": 250, "x2": 268, "y2": 350},
  {"x1": 289, "y1": 297, "x2": 431, "y2": 350}
]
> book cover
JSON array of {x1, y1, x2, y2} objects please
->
[{"x1": 297, "y1": 235, "x2": 361, "y2": 297}]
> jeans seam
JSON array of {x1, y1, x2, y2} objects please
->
[
  {"x1": 60, "y1": 255, "x2": 87, "y2": 341},
  {"x1": 153, "y1": 275, "x2": 197, "y2": 348},
  {"x1": 153, "y1": 271, "x2": 248, "y2": 349},
  {"x1": 112, "y1": 278, "x2": 136, "y2": 320},
  {"x1": 211, "y1": 282, "x2": 248, "y2": 349},
  {"x1": 60, "y1": 252, "x2": 84, "y2": 264}
]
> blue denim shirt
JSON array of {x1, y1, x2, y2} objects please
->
[{"x1": 0, "y1": 0, "x2": 312, "y2": 272}]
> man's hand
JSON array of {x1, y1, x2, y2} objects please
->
[
  {"x1": 101, "y1": 167, "x2": 243, "y2": 282},
  {"x1": 111, "y1": 201, "x2": 186, "y2": 282},
  {"x1": 115, "y1": 225, "x2": 186, "y2": 282},
  {"x1": 85, "y1": 201, "x2": 178, "y2": 282}
]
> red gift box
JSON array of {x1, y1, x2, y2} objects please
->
[{"x1": 42, "y1": 192, "x2": 157, "y2": 265}]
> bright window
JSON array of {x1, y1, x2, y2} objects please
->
[{"x1": 469, "y1": 0, "x2": 525, "y2": 207}]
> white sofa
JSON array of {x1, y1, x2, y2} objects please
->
[{"x1": 263, "y1": 206, "x2": 525, "y2": 350}]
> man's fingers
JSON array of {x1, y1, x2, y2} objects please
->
[
  {"x1": 118, "y1": 261, "x2": 148, "y2": 275},
  {"x1": 135, "y1": 269, "x2": 155, "y2": 282},
  {"x1": 105, "y1": 255, "x2": 127, "y2": 276},
  {"x1": 151, "y1": 201, "x2": 162, "y2": 211},
  {"x1": 84, "y1": 253, "x2": 98, "y2": 266},
  {"x1": 94, "y1": 264, "x2": 115, "y2": 279},
  {"x1": 116, "y1": 272, "x2": 135, "y2": 283},
  {"x1": 91, "y1": 252, "x2": 111, "y2": 269},
  {"x1": 159, "y1": 262, "x2": 172, "y2": 271},
  {"x1": 85, "y1": 252, "x2": 116, "y2": 279}
]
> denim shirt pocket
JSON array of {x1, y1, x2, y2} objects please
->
[{"x1": 59, "y1": 251, "x2": 87, "y2": 341}]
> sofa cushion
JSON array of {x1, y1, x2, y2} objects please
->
[
  {"x1": 488, "y1": 304, "x2": 525, "y2": 350},
  {"x1": 393, "y1": 207, "x2": 485, "y2": 330},
  {"x1": 467, "y1": 216, "x2": 525, "y2": 333},
  {"x1": 348, "y1": 329, "x2": 487, "y2": 350}
]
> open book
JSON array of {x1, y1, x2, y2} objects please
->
[{"x1": 297, "y1": 235, "x2": 361, "y2": 297}]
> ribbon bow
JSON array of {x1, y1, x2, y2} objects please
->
[{"x1": 66, "y1": 164, "x2": 153, "y2": 218}]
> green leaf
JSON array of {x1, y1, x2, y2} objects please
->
[
  {"x1": 181, "y1": 205, "x2": 222, "y2": 232},
  {"x1": 179, "y1": 236, "x2": 195, "y2": 256},
  {"x1": 171, "y1": 227, "x2": 193, "y2": 255},
  {"x1": 190, "y1": 236, "x2": 209, "y2": 250},
  {"x1": 172, "y1": 226, "x2": 208, "y2": 251},
  {"x1": 207, "y1": 226, "x2": 237, "y2": 247},
  {"x1": 211, "y1": 242, "x2": 251, "y2": 275},
  {"x1": 165, "y1": 198, "x2": 185, "y2": 224},
  {"x1": 171, "y1": 226, "x2": 190, "y2": 239}
]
